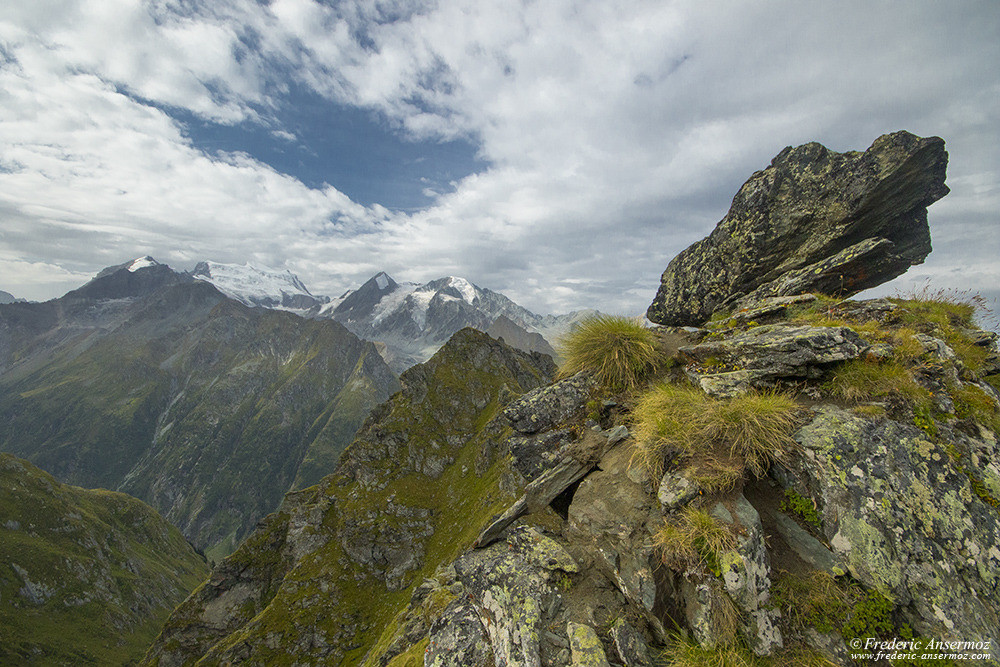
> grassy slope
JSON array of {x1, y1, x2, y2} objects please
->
[{"x1": 0, "y1": 453, "x2": 210, "y2": 665}]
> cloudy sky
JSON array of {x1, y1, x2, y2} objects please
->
[{"x1": 1, "y1": 1, "x2": 997, "y2": 319}]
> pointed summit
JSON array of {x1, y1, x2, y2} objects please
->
[{"x1": 334, "y1": 272, "x2": 401, "y2": 324}]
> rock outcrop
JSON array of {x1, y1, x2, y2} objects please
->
[{"x1": 647, "y1": 131, "x2": 949, "y2": 326}]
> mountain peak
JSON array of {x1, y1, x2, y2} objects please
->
[
  {"x1": 188, "y1": 260, "x2": 324, "y2": 310},
  {"x1": 127, "y1": 256, "x2": 160, "y2": 272}
]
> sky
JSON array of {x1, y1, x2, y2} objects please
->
[{"x1": 0, "y1": 1, "x2": 997, "y2": 321}]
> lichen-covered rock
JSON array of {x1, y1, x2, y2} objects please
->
[
  {"x1": 648, "y1": 131, "x2": 948, "y2": 326},
  {"x1": 786, "y1": 407, "x2": 1000, "y2": 645},
  {"x1": 658, "y1": 468, "x2": 700, "y2": 511},
  {"x1": 608, "y1": 619, "x2": 653, "y2": 667},
  {"x1": 712, "y1": 495, "x2": 783, "y2": 655},
  {"x1": 504, "y1": 372, "x2": 594, "y2": 435},
  {"x1": 442, "y1": 526, "x2": 578, "y2": 667},
  {"x1": 680, "y1": 324, "x2": 867, "y2": 396},
  {"x1": 567, "y1": 621, "x2": 610, "y2": 666}
]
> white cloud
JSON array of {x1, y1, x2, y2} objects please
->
[{"x1": 0, "y1": 0, "x2": 997, "y2": 319}]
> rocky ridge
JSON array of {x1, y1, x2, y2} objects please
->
[
  {"x1": 143, "y1": 329, "x2": 556, "y2": 665},
  {"x1": 146, "y1": 292, "x2": 1000, "y2": 665}
]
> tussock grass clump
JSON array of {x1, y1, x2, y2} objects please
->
[
  {"x1": 655, "y1": 506, "x2": 738, "y2": 573},
  {"x1": 890, "y1": 286, "x2": 994, "y2": 372},
  {"x1": 770, "y1": 570, "x2": 857, "y2": 634},
  {"x1": 632, "y1": 384, "x2": 800, "y2": 480},
  {"x1": 557, "y1": 314, "x2": 659, "y2": 392},
  {"x1": 824, "y1": 359, "x2": 929, "y2": 405}
]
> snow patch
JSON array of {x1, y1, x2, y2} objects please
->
[
  {"x1": 192, "y1": 261, "x2": 315, "y2": 307},
  {"x1": 372, "y1": 283, "x2": 417, "y2": 327},
  {"x1": 128, "y1": 256, "x2": 158, "y2": 272},
  {"x1": 446, "y1": 276, "x2": 477, "y2": 304},
  {"x1": 375, "y1": 273, "x2": 389, "y2": 290}
]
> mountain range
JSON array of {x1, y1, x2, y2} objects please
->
[
  {"x1": 187, "y1": 263, "x2": 597, "y2": 371},
  {"x1": 0, "y1": 259, "x2": 399, "y2": 560}
]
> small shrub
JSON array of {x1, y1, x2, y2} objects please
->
[
  {"x1": 632, "y1": 384, "x2": 800, "y2": 479},
  {"x1": 841, "y1": 590, "x2": 895, "y2": 640},
  {"x1": 556, "y1": 315, "x2": 659, "y2": 392},
  {"x1": 780, "y1": 489, "x2": 821, "y2": 529},
  {"x1": 655, "y1": 506, "x2": 738, "y2": 574}
]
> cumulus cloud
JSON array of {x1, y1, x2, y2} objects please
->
[{"x1": 0, "y1": 0, "x2": 997, "y2": 318}]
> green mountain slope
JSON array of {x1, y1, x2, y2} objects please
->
[
  {"x1": 142, "y1": 328, "x2": 556, "y2": 666},
  {"x1": 0, "y1": 453, "x2": 211, "y2": 665},
  {"x1": 0, "y1": 266, "x2": 400, "y2": 559}
]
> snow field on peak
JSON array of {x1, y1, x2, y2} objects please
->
[{"x1": 128, "y1": 257, "x2": 158, "y2": 272}]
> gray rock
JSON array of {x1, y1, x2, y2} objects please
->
[
  {"x1": 608, "y1": 620, "x2": 653, "y2": 667},
  {"x1": 791, "y1": 407, "x2": 1000, "y2": 644},
  {"x1": 446, "y1": 526, "x2": 578, "y2": 667},
  {"x1": 504, "y1": 372, "x2": 594, "y2": 434},
  {"x1": 712, "y1": 495, "x2": 783, "y2": 655},
  {"x1": 724, "y1": 294, "x2": 817, "y2": 325},
  {"x1": 657, "y1": 468, "x2": 699, "y2": 511},
  {"x1": 647, "y1": 131, "x2": 948, "y2": 326},
  {"x1": 680, "y1": 324, "x2": 867, "y2": 396},
  {"x1": 771, "y1": 512, "x2": 843, "y2": 575},
  {"x1": 425, "y1": 600, "x2": 493, "y2": 667}
]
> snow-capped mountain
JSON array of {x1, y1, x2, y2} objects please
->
[
  {"x1": 189, "y1": 261, "x2": 328, "y2": 311},
  {"x1": 319, "y1": 272, "x2": 595, "y2": 372}
]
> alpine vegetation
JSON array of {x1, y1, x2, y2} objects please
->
[{"x1": 556, "y1": 314, "x2": 659, "y2": 392}]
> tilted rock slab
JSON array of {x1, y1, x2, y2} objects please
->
[
  {"x1": 647, "y1": 131, "x2": 948, "y2": 326},
  {"x1": 679, "y1": 324, "x2": 867, "y2": 397}
]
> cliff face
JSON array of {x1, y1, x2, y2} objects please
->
[{"x1": 0, "y1": 453, "x2": 210, "y2": 665}]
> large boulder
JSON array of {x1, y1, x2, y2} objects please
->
[{"x1": 647, "y1": 131, "x2": 949, "y2": 326}]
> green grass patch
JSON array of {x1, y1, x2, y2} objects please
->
[
  {"x1": 780, "y1": 489, "x2": 821, "y2": 529},
  {"x1": 824, "y1": 359, "x2": 930, "y2": 406},
  {"x1": 655, "y1": 507, "x2": 738, "y2": 575},
  {"x1": 952, "y1": 384, "x2": 1000, "y2": 434},
  {"x1": 632, "y1": 384, "x2": 800, "y2": 480},
  {"x1": 557, "y1": 314, "x2": 659, "y2": 392}
]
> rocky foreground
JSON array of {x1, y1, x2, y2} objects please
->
[{"x1": 142, "y1": 131, "x2": 999, "y2": 665}]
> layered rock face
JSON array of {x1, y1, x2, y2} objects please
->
[{"x1": 647, "y1": 131, "x2": 949, "y2": 326}]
